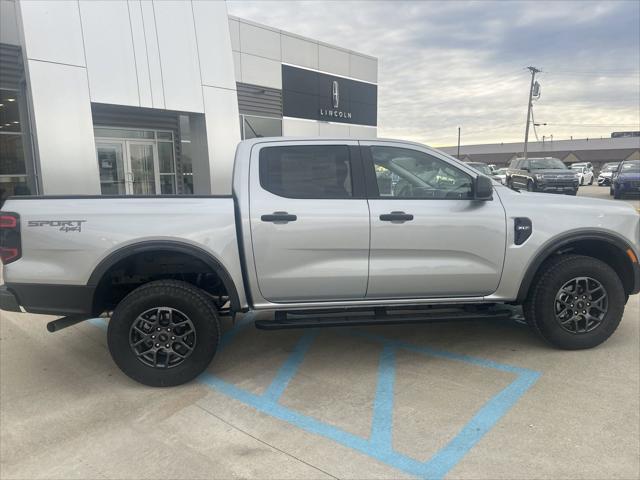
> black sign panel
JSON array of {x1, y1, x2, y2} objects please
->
[{"x1": 282, "y1": 65, "x2": 377, "y2": 126}]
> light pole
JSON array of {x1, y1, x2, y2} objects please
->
[{"x1": 523, "y1": 66, "x2": 541, "y2": 159}]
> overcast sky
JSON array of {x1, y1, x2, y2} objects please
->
[{"x1": 227, "y1": 0, "x2": 640, "y2": 147}]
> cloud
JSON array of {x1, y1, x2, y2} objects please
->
[{"x1": 227, "y1": 0, "x2": 640, "y2": 146}]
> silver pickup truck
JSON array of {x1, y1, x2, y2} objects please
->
[{"x1": 2, "y1": 138, "x2": 639, "y2": 387}]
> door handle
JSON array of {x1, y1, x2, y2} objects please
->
[
  {"x1": 379, "y1": 211, "x2": 414, "y2": 222},
  {"x1": 261, "y1": 211, "x2": 297, "y2": 223}
]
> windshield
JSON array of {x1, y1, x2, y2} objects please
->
[
  {"x1": 494, "y1": 168, "x2": 508, "y2": 175},
  {"x1": 621, "y1": 160, "x2": 640, "y2": 172},
  {"x1": 530, "y1": 158, "x2": 567, "y2": 170},
  {"x1": 571, "y1": 166, "x2": 584, "y2": 173},
  {"x1": 602, "y1": 163, "x2": 619, "y2": 172},
  {"x1": 467, "y1": 163, "x2": 492, "y2": 175}
]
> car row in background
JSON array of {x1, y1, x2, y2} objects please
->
[{"x1": 597, "y1": 162, "x2": 620, "y2": 186}]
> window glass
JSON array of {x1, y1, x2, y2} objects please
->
[
  {"x1": 260, "y1": 145, "x2": 352, "y2": 199},
  {"x1": 158, "y1": 142, "x2": 175, "y2": 173},
  {"x1": 160, "y1": 175, "x2": 175, "y2": 194},
  {"x1": 242, "y1": 116, "x2": 282, "y2": 139},
  {"x1": 94, "y1": 127, "x2": 154, "y2": 139},
  {"x1": 530, "y1": 158, "x2": 566, "y2": 170},
  {"x1": 156, "y1": 131, "x2": 172, "y2": 140},
  {"x1": 371, "y1": 146, "x2": 472, "y2": 199}
]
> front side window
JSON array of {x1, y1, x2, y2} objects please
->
[
  {"x1": 370, "y1": 146, "x2": 472, "y2": 199},
  {"x1": 259, "y1": 145, "x2": 352, "y2": 199}
]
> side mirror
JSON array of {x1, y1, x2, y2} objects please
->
[{"x1": 474, "y1": 175, "x2": 493, "y2": 200}]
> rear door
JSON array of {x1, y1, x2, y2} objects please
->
[
  {"x1": 249, "y1": 141, "x2": 370, "y2": 302},
  {"x1": 362, "y1": 142, "x2": 507, "y2": 298}
]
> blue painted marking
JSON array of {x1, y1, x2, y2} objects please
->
[
  {"x1": 369, "y1": 344, "x2": 396, "y2": 450},
  {"x1": 90, "y1": 314, "x2": 541, "y2": 479},
  {"x1": 263, "y1": 329, "x2": 318, "y2": 402}
]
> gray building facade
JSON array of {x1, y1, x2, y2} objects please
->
[{"x1": 0, "y1": 0, "x2": 378, "y2": 204}]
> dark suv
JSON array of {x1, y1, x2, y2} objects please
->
[{"x1": 507, "y1": 157, "x2": 579, "y2": 195}]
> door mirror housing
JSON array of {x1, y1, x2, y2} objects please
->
[{"x1": 474, "y1": 175, "x2": 494, "y2": 200}]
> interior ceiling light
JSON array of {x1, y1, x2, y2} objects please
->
[
  {"x1": 12, "y1": 121, "x2": 19, "y2": 124},
  {"x1": 7, "y1": 98, "x2": 16, "y2": 102},
  {"x1": 0, "y1": 103, "x2": 4, "y2": 107}
]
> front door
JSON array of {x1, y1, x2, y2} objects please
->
[
  {"x1": 249, "y1": 141, "x2": 370, "y2": 303},
  {"x1": 96, "y1": 140, "x2": 159, "y2": 195},
  {"x1": 362, "y1": 142, "x2": 507, "y2": 298}
]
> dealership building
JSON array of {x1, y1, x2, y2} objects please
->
[
  {"x1": 440, "y1": 136, "x2": 640, "y2": 171},
  {"x1": 0, "y1": 0, "x2": 378, "y2": 202}
]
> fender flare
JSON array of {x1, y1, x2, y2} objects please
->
[
  {"x1": 87, "y1": 240, "x2": 241, "y2": 311},
  {"x1": 516, "y1": 230, "x2": 638, "y2": 302}
]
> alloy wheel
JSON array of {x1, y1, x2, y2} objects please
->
[
  {"x1": 554, "y1": 276, "x2": 608, "y2": 334},
  {"x1": 129, "y1": 307, "x2": 196, "y2": 368}
]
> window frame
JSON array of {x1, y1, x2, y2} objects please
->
[
  {"x1": 257, "y1": 144, "x2": 366, "y2": 200},
  {"x1": 361, "y1": 144, "x2": 478, "y2": 200}
]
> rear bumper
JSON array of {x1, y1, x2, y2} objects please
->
[
  {"x1": 0, "y1": 285, "x2": 21, "y2": 312},
  {"x1": 2, "y1": 283, "x2": 95, "y2": 316}
]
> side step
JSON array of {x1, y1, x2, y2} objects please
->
[{"x1": 254, "y1": 307, "x2": 514, "y2": 330}]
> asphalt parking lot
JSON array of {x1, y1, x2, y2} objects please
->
[{"x1": 1, "y1": 186, "x2": 639, "y2": 480}]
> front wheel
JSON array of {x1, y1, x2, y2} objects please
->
[
  {"x1": 526, "y1": 180, "x2": 535, "y2": 192},
  {"x1": 588, "y1": 177, "x2": 593, "y2": 185},
  {"x1": 108, "y1": 280, "x2": 220, "y2": 387},
  {"x1": 523, "y1": 255, "x2": 624, "y2": 349}
]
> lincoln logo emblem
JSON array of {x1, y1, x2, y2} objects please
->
[{"x1": 332, "y1": 80, "x2": 339, "y2": 108}]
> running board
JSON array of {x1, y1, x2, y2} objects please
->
[{"x1": 254, "y1": 307, "x2": 513, "y2": 330}]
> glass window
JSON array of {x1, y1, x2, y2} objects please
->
[
  {"x1": 371, "y1": 146, "x2": 473, "y2": 199},
  {"x1": 1, "y1": 89, "x2": 33, "y2": 204},
  {"x1": 156, "y1": 131, "x2": 173, "y2": 140},
  {"x1": 530, "y1": 158, "x2": 566, "y2": 170},
  {"x1": 0, "y1": 134, "x2": 25, "y2": 175},
  {"x1": 242, "y1": 115, "x2": 282, "y2": 139},
  {"x1": 259, "y1": 145, "x2": 352, "y2": 199},
  {"x1": 94, "y1": 127, "x2": 154, "y2": 139},
  {"x1": 158, "y1": 142, "x2": 175, "y2": 173},
  {"x1": 160, "y1": 175, "x2": 176, "y2": 194}
]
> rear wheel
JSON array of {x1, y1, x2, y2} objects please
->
[
  {"x1": 108, "y1": 280, "x2": 220, "y2": 387},
  {"x1": 523, "y1": 255, "x2": 624, "y2": 349}
]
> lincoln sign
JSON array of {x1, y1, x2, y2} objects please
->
[{"x1": 282, "y1": 65, "x2": 377, "y2": 126}]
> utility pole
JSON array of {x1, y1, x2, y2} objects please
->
[
  {"x1": 523, "y1": 66, "x2": 541, "y2": 159},
  {"x1": 457, "y1": 126, "x2": 461, "y2": 159}
]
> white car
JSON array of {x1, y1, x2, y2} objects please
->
[
  {"x1": 492, "y1": 167, "x2": 509, "y2": 185},
  {"x1": 571, "y1": 166, "x2": 594, "y2": 186}
]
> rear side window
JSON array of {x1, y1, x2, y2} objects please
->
[{"x1": 259, "y1": 145, "x2": 353, "y2": 199}]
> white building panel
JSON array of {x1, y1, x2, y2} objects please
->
[
  {"x1": 192, "y1": 0, "x2": 236, "y2": 90},
  {"x1": 18, "y1": 0, "x2": 86, "y2": 66},
  {"x1": 239, "y1": 21, "x2": 281, "y2": 61},
  {"x1": 319, "y1": 122, "x2": 350, "y2": 137},
  {"x1": 282, "y1": 34, "x2": 318, "y2": 70},
  {"x1": 139, "y1": 0, "x2": 164, "y2": 109},
  {"x1": 283, "y1": 118, "x2": 320, "y2": 137},
  {"x1": 319, "y1": 45, "x2": 349, "y2": 77},
  {"x1": 79, "y1": 0, "x2": 139, "y2": 107},
  {"x1": 349, "y1": 124, "x2": 377, "y2": 138},
  {"x1": 28, "y1": 61, "x2": 99, "y2": 194},
  {"x1": 152, "y1": 1, "x2": 203, "y2": 112},
  {"x1": 240, "y1": 53, "x2": 281, "y2": 89},
  {"x1": 127, "y1": 0, "x2": 152, "y2": 107},
  {"x1": 349, "y1": 54, "x2": 377, "y2": 83},
  {"x1": 228, "y1": 18, "x2": 240, "y2": 52},
  {"x1": 203, "y1": 86, "x2": 241, "y2": 195}
]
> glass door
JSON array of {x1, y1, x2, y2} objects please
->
[
  {"x1": 127, "y1": 141, "x2": 159, "y2": 195},
  {"x1": 96, "y1": 141, "x2": 126, "y2": 195}
]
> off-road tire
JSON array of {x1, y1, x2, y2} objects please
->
[
  {"x1": 527, "y1": 180, "x2": 535, "y2": 192},
  {"x1": 613, "y1": 188, "x2": 622, "y2": 199},
  {"x1": 523, "y1": 255, "x2": 624, "y2": 350},
  {"x1": 108, "y1": 280, "x2": 220, "y2": 387}
]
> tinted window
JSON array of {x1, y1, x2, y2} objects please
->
[
  {"x1": 371, "y1": 146, "x2": 472, "y2": 199},
  {"x1": 530, "y1": 158, "x2": 566, "y2": 169},
  {"x1": 259, "y1": 145, "x2": 352, "y2": 199}
]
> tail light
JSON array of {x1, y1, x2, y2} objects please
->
[{"x1": 0, "y1": 212, "x2": 21, "y2": 264}]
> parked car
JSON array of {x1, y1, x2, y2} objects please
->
[
  {"x1": 2, "y1": 138, "x2": 639, "y2": 387},
  {"x1": 571, "y1": 165, "x2": 594, "y2": 186},
  {"x1": 507, "y1": 157, "x2": 579, "y2": 195},
  {"x1": 464, "y1": 161, "x2": 493, "y2": 176},
  {"x1": 610, "y1": 159, "x2": 640, "y2": 199},
  {"x1": 492, "y1": 168, "x2": 509, "y2": 185},
  {"x1": 571, "y1": 162, "x2": 594, "y2": 173},
  {"x1": 597, "y1": 162, "x2": 620, "y2": 186}
]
